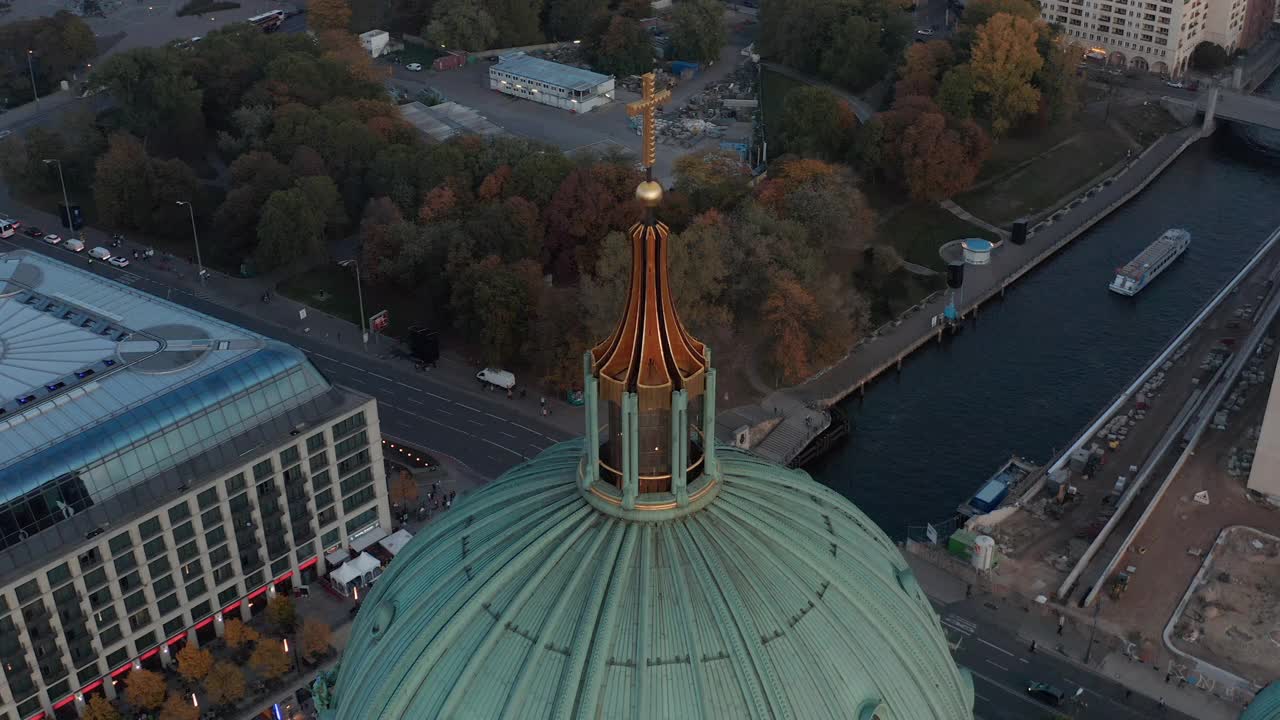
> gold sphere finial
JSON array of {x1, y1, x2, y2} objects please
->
[{"x1": 636, "y1": 180, "x2": 663, "y2": 207}]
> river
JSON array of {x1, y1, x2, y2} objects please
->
[{"x1": 812, "y1": 71, "x2": 1280, "y2": 538}]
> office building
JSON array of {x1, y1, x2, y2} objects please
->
[
  {"x1": 488, "y1": 52, "x2": 615, "y2": 112},
  {"x1": 0, "y1": 250, "x2": 388, "y2": 719}
]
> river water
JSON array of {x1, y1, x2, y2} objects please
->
[{"x1": 813, "y1": 72, "x2": 1280, "y2": 538}]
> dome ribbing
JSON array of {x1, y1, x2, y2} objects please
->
[{"x1": 323, "y1": 440, "x2": 974, "y2": 719}]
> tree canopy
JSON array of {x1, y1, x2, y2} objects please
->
[
  {"x1": 760, "y1": 0, "x2": 911, "y2": 92},
  {"x1": 124, "y1": 669, "x2": 167, "y2": 711},
  {"x1": 970, "y1": 13, "x2": 1044, "y2": 136},
  {"x1": 670, "y1": 0, "x2": 728, "y2": 65},
  {"x1": 425, "y1": 0, "x2": 499, "y2": 51},
  {"x1": 0, "y1": 12, "x2": 95, "y2": 101},
  {"x1": 777, "y1": 86, "x2": 859, "y2": 160},
  {"x1": 203, "y1": 662, "x2": 246, "y2": 706}
]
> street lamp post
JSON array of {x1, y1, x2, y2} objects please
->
[
  {"x1": 338, "y1": 258, "x2": 368, "y2": 352},
  {"x1": 26, "y1": 50, "x2": 39, "y2": 109},
  {"x1": 175, "y1": 201, "x2": 206, "y2": 285},
  {"x1": 42, "y1": 159, "x2": 72, "y2": 231}
]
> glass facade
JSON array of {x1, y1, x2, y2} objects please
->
[{"x1": 0, "y1": 347, "x2": 327, "y2": 551}]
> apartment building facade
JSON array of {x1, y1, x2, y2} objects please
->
[{"x1": 0, "y1": 251, "x2": 389, "y2": 720}]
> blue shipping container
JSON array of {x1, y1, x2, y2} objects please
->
[
  {"x1": 671, "y1": 60, "x2": 701, "y2": 75},
  {"x1": 969, "y1": 479, "x2": 1010, "y2": 514}
]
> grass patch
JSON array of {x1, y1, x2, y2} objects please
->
[
  {"x1": 759, "y1": 68, "x2": 808, "y2": 150},
  {"x1": 1113, "y1": 102, "x2": 1184, "y2": 147},
  {"x1": 958, "y1": 121, "x2": 1131, "y2": 226},
  {"x1": 277, "y1": 264, "x2": 441, "y2": 343},
  {"x1": 876, "y1": 202, "x2": 997, "y2": 271},
  {"x1": 177, "y1": 0, "x2": 241, "y2": 16}
]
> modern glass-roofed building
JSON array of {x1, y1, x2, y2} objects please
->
[{"x1": 0, "y1": 250, "x2": 389, "y2": 720}]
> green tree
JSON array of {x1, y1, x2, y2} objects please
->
[
  {"x1": 82, "y1": 696, "x2": 123, "y2": 720},
  {"x1": 777, "y1": 86, "x2": 858, "y2": 160},
  {"x1": 0, "y1": 127, "x2": 66, "y2": 195},
  {"x1": 674, "y1": 149, "x2": 752, "y2": 213},
  {"x1": 256, "y1": 187, "x2": 328, "y2": 270},
  {"x1": 819, "y1": 16, "x2": 891, "y2": 92},
  {"x1": 508, "y1": 151, "x2": 575, "y2": 205},
  {"x1": 0, "y1": 12, "x2": 96, "y2": 100},
  {"x1": 1191, "y1": 41, "x2": 1228, "y2": 72},
  {"x1": 249, "y1": 639, "x2": 292, "y2": 681},
  {"x1": 490, "y1": 0, "x2": 545, "y2": 47},
  {"x1": 425, "y1": 0, "x2": 498, "y2": 51},
  {"x1": 450, "y1": 255, "x2": 542, "y2": 366},
  {"x1": 895, "y1": 40, "x2": 954, "y2": 99},
  {"x1": 202, "y1": 662, "x2": 246, "y2": 706},
  {"x1": 526, "y1": 285, "x2": 591, "y2": 391},
  {"x1": 670, "y1": 0, "x2": 727, "y2": 64},
  {"x1": 93, "y1": 47, "x2": 205, "y2": 151},
  {"x1": 1035, "y1": 34, "x2": 1083, "y2": 124},
  {"x1": 266, "y1": 595, "x2": 297, "y2": 633},
  {"x1": 587, "y1": 15, "x2": 653, "y2": 77},
  {"x1": 937, "y1": 64, "x2": 977, "y2": 119},
  {"x1": 124, "y1": 669, "x2": 167, "y2": 711},
  {"x1": 93, "y1": 133, "x2": 200, "y2": 238},
  {"x1": 970, "y1": 12, "x2": 1044, "y2": 137},
  {"x1": 308, "y1": 0, "x2": 354, "y2": 32},
  {"x1": 546, "y1": 0, "x2": 608, "y2": 40}
]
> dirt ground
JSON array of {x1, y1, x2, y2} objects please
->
[
  {"x1": 1170, "y1": 526, "x2": 1280, "y2": 682},
  {"x1": 1100, "y1": 378, "x2": 1280, "y2": 674}
]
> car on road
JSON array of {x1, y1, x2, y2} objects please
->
[
  {"x1": 43, "y1": 233, "x2": 62, "y2": 245},
  {"x1": 406, "y1": 62, "x2": 423, "y2": 72},
  {"x1": 1165, "y1": 79, "x2": 1185, "y2": 88},
  {"x1": 1026, "y1": 682, "x2": 1066, "y2": 706},
  {"x1": 0, "y1": 216, "x2": 19, "y2": 228},
  {"x1": 108, "y1": 256, "x2": 130, "y2": 268},
  {"x1": 88, "y1": 246, "x2": 112, "y2": 261},
  {"x1": 916, "y1": 28, "x2": 935, "y2": 36},
  {"x1": 23, "y1": 226, "x2": 43, "y2": 238},
  {"x1": 63, "y1": 238, "x2": 85, "y2": 253},
  {"x1": 0, "y1": 130, "x2": 10, "y2": 140}
]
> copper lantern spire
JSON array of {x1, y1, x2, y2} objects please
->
[{"x1": 579, "y1": 73, "x2": 719, "y2": 516}]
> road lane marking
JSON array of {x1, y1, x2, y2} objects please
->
[
  {"x1": 978, "y1": 638, "x2": 1014, "y2": 657},
  {"x1": 404, "y1": 397, "x2": 423, "y2": 405},
  {"x1": 370, "y1": 373, "x2": 393, "y2": 382},
  {"x1": 512, "y1": 422, "x2": 537, "y2": 433},
  {"x1": 943, "y1": 615, "x2": 977, "y2": 635},
  {"x1": 341, "y1": 362, "x2": 361, "y2": 370},
  {"x1": 397, "y1": 382, "x2": 417, "y2": 390},
  {"x1": 500, "y1": 431, "x2": 516, "y2": 438},
  {"x1": 968, "y1": 669, "x2": 1045, "y2": 711},
  {"x1": 425, "y1": 391, "x2": 449, "y2": 401},
  {"x1": 456, "y1": 403, "x2": 480, "y2": 413},
  {"x1": 312, "y1": 353, "x2": 336, "y2": 362},
  {"x1": 486, "y1": 412, "x2": 505, "y2": 421},
  {"x1": 985, "y1": 660, "x2": 1008, "y2": 672}
]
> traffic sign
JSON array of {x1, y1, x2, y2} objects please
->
[{"x1": 370, "y1": 310, "x2": 389, "y2": 333}]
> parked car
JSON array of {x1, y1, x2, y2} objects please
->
[
  {"x1": 23, "y1": 226, "x2": 43, "y2": 238},
  {"x1": 0, "y1": 215, "x2": 21, "y2": 228},
  {"x1": 42, "y1": 233, "x2": 62, "y2": 245},
  {"x1": 1026, "y1": 682, "x2": 1065, "y2": 707},
  {"x1": 405, "y1": 62, "x2": 423, "y2": 72},
  {"x1": 916, "y1": 28, "x2": 935, "y2": 36},
  {"x1": 88, "y1": 246, "x2": 112, "y2": 261},
  {"x1": 108, "y1": 256, "x2": 130, "y2": 268},
  {"x1": 1165, "y1": 80, "x2": 1185, "y2": 88},
  {"x1": 63, "y1": 238, "x2": 85, "y2": 253}
]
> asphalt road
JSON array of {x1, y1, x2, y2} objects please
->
[
  {"x1": 939, "y1": 601, "x2": 1197, "y2": 720},
  {"x1": 0, "y1": 228, "x2": 573, "y2": 480}
]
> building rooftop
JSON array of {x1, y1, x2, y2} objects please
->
[
  {"x1": 0, "y1": 250, "x2": 333, "y2": 554},
  {"x1": 398, "y1": 101, "x2": 504, "y2": 143},
  {"x1": 493, "y1": 52, "x2": 612, "y2": 92}
]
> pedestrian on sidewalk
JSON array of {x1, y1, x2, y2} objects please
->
[
  {"x1": 540, "y1": 396, "x2": 546, "y2": 408},
  {"x1": 1058, "y1": 616, "x2": 1065, "y2": 635},
  {"x1": 1029, "y1": 640, "x2": 1037, "y2": 653}
]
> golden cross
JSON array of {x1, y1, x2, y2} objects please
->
[{"x1": 626, "y1": 72, "x2": 670, "y2": 170}]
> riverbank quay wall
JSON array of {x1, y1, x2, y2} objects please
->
[{"x1": 727, "y1": 126, "x2": 1202, "y2": 467}]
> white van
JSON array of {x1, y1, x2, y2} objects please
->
[
  {"x1": 476, "y1": 368, "x2": 516, "y2": 390},
  {"x1": 88, "y1": 246, "x2": 112, "y2": 261},
  {"x1": 0, "y1": 219, "x2": 14, "y2": 238},
  {"x1": 63, "y1": 238, "x2": 85, "y2": 253}
]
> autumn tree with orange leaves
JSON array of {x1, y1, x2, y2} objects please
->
[
  {"x1": 971, "y1": 12, "x2": 1045, "y2": 136},
  {"x1": 865, "y1": 97, "x2": 990, "y2": 201}
]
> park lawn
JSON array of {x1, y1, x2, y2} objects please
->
[
  {"x1": 875, "y1": 203, "x2": 997, "y2": 272},
  {"x1": 957, "y1": 122, "x2": 1131, "y2": 226}
]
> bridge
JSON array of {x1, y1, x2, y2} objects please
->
[{"x1": 1164, "y1": 87, "x2": 1280, "y2": 136}]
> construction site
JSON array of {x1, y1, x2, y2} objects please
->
[{"x1": 919, "y1": 223, "x2": 1280, "y2": 701}]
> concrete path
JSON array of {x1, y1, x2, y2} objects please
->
[
  {"x1": 940, "y1": 199, "x2": 1011, "y2": 241},
  {"x1": 719, "y1": 127, "x2": 1202, "y2": 465}
]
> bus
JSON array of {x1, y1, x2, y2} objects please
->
[
  {"x1": 0, "y1": 219, "x2": 15, "y2": 239},
  {"x1": 248, "y1": 10, "x2": 285, "y2": 32}
]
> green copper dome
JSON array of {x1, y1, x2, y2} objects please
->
[
  {"x1": 322, "y1": 439, "x2": 974, "y2": 719},
  {"x1": 1243, "y1": 683, "x2": 1280, "y2": 720}
]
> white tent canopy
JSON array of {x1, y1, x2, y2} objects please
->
[
  {"x1": 325, "y1": 549, "x2": 350, "y2": 568},
  {"x1": 329, "y1": 552, "x2": 382, "y2": 589},
  {"x1": 378, "y1": 529, "x2": 413, "y2": 557},
  {"x1": 350, "y1": 525, "x2": 389, "y2": 554}
]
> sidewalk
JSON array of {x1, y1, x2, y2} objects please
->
[{"x1": 903, "y1": 548, "x2": 1241, "y2": 720}]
